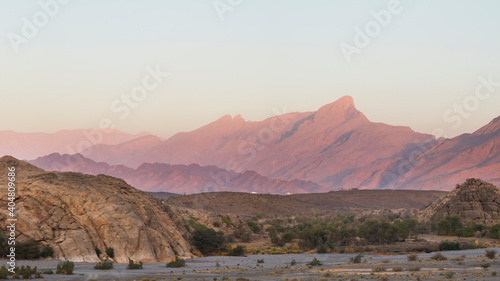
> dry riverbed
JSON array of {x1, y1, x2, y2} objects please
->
[{"x1": 5, "y1": 247, "x2": 500, "y2": 280}]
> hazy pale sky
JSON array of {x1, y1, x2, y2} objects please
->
[{"x1": 1, "y1": 0, "x2": 499, "y2": 138}]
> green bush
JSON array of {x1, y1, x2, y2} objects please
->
[
  {"x1": 94, "y1": 260, "x2": 114, "y2": 270},
  {"x1": 228, "y1": 245, "x2": 246, "y2": 256},
  {"x1": 166, "y1": 256, "x2": 186, "y2": 268},
  {"x1": 40, "y1": 244, "x2": 54, "y2": 258},
  {"x1": 16, "y1": 241, "x2": 41, "y2": 259},
  {"x1": 486, "y1": 249, "x2": 497, "y2": 259},
  {"x1": 213, "y1": 222, "x2": 221, "y2": 227},
  {"x1": 127, "y1": 258, "x2": 143, "y2": 269},
  {"x1": 192, "y1": 226, "x2": 225, "y2": 254},
  {"x1": 42, "y1": 269, "x2": 54, "y2": 274},
  {"x1": 439, "y1": 241, "x2": 460, "y2": 251},
  {"x1": 246, "y1": 220, "x2": 260, "y2": 233},
  {"x1": 290, "y1": 259, "x2": 296, "y2": 266},
  {"x1": 95, "y1": 247, "x2": 102, "y2": 257},
  {"x1": 56, "y1": 261, "x2": 74, "y2": 275},
  {"x1": 105, "y1": 247, "x2": 114, "y2": 259},
  {"x1": 430, "y1": 253, "x2": 447, "y2": 261},
  {"x1": 308, "y1": 257, "x2": 322, "y2": 266},
  {"x1": 257, "y1": 259, "x2": 264, "y2": 264},
  {"x1": 407, "y1": 254, "x2": 418, "y2": 261},
  {"x1": 0, "y1": 266, "x2": 8, "y2": 279},
  {"x1": 349, "y1": 254, "x2": 364, "y2": 264},
  {"x1": 221, "y1": 218, "x2": 231, "y2": 227}
]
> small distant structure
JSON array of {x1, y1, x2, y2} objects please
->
[
  {"x1": 251, "y1": 192, "x2": 257, "y2": 194},
  {"x1": 286, "y1": 192, "x2": 293, "y2": 195}
]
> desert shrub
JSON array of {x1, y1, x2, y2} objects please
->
[
  {"x1": 436, "y1": 216, "x2": 464, "y2": 236},
  {"x1": 290, "y1": 259, "x2": 296, "y2": 266},
  {"x1": 166, "y1": 256, "x2": 185, "y2": 268},
  {"x1": 105, "y1": 247, "x2": 114, "y2": 259},
  {"x1": 222, "y1": 218, "x2": 231, "y2": 227},
  {"x1": 42, "y1": 269, "x2": 54, "y2": 274},
  {"x1": 127, "y1": 258, "x2": 143, "y2": 269},
  {"x1": 381, "y1": 259, "x2": 390, "y2": 264},
  {"x1": 480, "y1": 262, "x2": 491, "y2": 269},
  {"x1": 56, "y1": 261, "x2": 74, "y2": 275},
  {"x1": 94, "y1": 260, "x2": 113, "y2": 270},
  {"x1": 308, "y1": 257, "x2": 323, "y2": 266},
  {"x1": 372, "y1": 266, "x2": 386, "y2": 272},
  {"x1": 439, "y1": 241, "x2": 460, "y2": 251},
  {"x1": 492, "y1": 271, "x2": 497, "y2": 277},
  {"x1": 192, "y1": 226, "x2": 225, "y2": 254},
  {"x1": 40, "y1": 244, "x2": 54, "y2": 258},
  {"x1": 392, "y1": 266, "x2": 403, "y2": 272},
  {"x1": 95, "y1": 247, "x2": 102, "y2": 256},
  {"x1": 485, "y1": 249, "x2": 497, "y2": 259},
  {"x1": 228, "y1": 245, "x2": 246, "y2": 256},
  {"x1": 257, "y1": 259, "x2": 264, "y2": 264},
  {"x1": 17, "y1": 265, "x2": 36, "y2": 279},
  {"x1": 0, "y1": 266, "x2": 8, "y2": 279},
  {"x1": 430, "y1": 253, "x2": 447, "y2": 261},
  {"x1": 234, "y1": 228, "x2": 252, "y2": 243},
  {"x1": 349, "y1": 254, "x2": 364, "y2": 264},
  {"x1": 379, "y1": 275, "x2": 388, "y2": 281},
  {"x1": 246, "y1": 220, "x2": 260, "y2": 233},
  {"x1": 407, "y1": 254, "x2": 418, "y2": 261},
  {"x1": 408, "y1": 266, "x2": 421, "y2": 271},
  {"x1": 16, "y1": 241, "x2": 41, "y2": 259},
  {"x1": 213, "y1": 222, "x2": 221, "y2": 227}
]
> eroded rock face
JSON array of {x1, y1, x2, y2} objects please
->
[
  {"x1": 420, "y1": 178, "x2": 500, "y2": 224},
  {"x1": 0, "y1": 156, "x2": 194, "y2": 263}
]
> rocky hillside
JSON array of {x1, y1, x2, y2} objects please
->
[
  {"x1": 419, "y1": 178, "x2": 500, "y2": 224},
  {"x1": 0, "y1": 156, "x2": 193, "y2": 263},
  {"x1": 168, "y1": 190, "x2": 447, "y2": 217}
]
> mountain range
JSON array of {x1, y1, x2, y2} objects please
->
[{"x1": 3, "y1": 96, "x2": 499, "y2": 193}]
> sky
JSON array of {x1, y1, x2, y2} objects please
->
[{"x1": 1, "y1": 0, "x2": 499, "y2": 139}]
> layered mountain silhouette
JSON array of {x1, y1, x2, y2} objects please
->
[
  {"x1": 30, "y1": 153, "x2": 324, "y2": 194},
  {"x1": 3, "y1": 96, "x2": 499, "y2": 193}
]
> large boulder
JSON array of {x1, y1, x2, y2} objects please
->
[{"x1": 0, "y1": 156, "x2": 194, "y2": 262}]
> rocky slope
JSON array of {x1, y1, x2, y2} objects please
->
[
  {"x1": 419, "y1": 178, "x2": 500, "y2": 224},
  {"x1": 0, "y1": 156, "x2": 193, "y2": 263},
  {"x1": 30, "y1": 153, "x2": 324, "y2": 194}
]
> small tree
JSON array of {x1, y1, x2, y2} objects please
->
[
  {"x1": 106, "y1": 247, "x2": 114, "y2": 259},
  {"x1": 40, "y1": 244, "x2": 54, "y2": 258},
  {"x1": 127, "y1": 258, "x2": 143, "y2": 270},
  {"x1": 56, "y1": 261, "x2": 74, "y2": 275}
]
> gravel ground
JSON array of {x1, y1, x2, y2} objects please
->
[{"x1": 4, "y1": 247, "x2": 500, "y2": 280}]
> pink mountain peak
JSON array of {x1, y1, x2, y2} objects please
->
[{"x1": 314, "y1": 95, "x2": 359, "y2": 120}]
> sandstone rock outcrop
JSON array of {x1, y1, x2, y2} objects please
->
[
  {"x1": 419, "y1": 178, "x2": 500, "y2": 224},
  {"x1": 0, "y1": 156, "x2": 194, "y2": 263}
]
